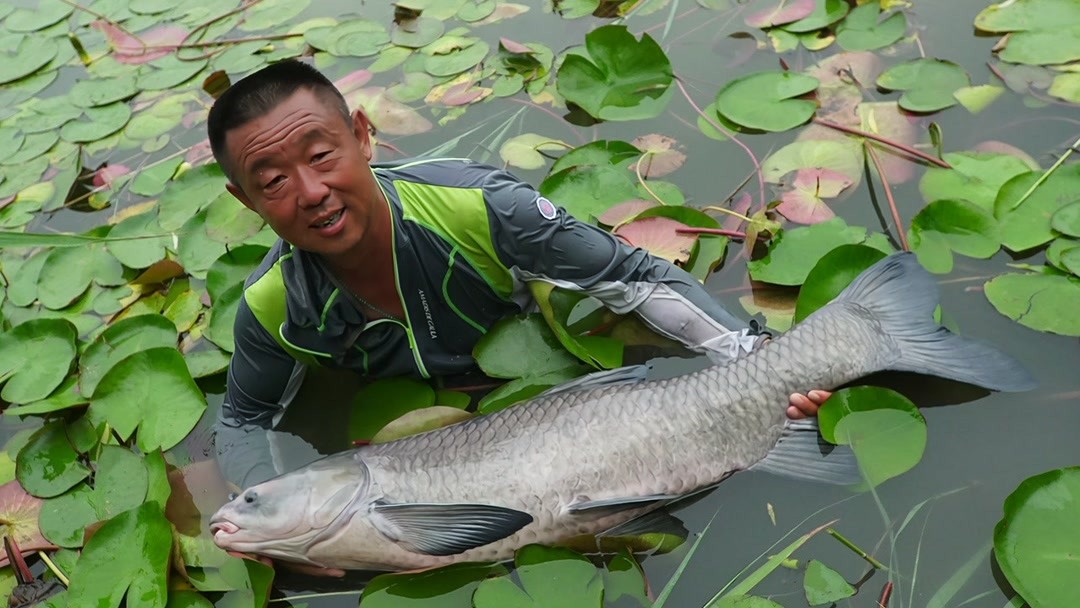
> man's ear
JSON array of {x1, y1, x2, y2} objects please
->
[
  {"x1": 226, "y1": 182, "x2": 256, "y2": 211},
  {"x1": 352, "y1": 108, "x2": 374, "y2": 161}
]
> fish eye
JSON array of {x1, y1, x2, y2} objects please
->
[
  {"x1": 227, "y1": 492, "x2": 238, "y2": 501},
  {"x1": 244, "y1": 491, "x2": 258, "y2": 504}
]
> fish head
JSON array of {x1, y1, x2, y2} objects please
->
[{"x1": 209, "y1": 451, "x2": 370, "y2": 564}]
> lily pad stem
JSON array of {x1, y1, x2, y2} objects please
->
[
  {"x1": 676, "y1": 227, "x2": 747, "y2": 239},
  {"x1": 813, "y1": 118, "x2": 952, "y2": 169},
  {"x1": 58, "y1": 0, "x2": 145, "y2": 50},
  {"x1": 1010, "y1": 133, "x2": 1080, "y2": 211},
  {"x1": 181, "y1": 0, "x2": 265, "y2": 48},
  {"x1": 38, "y1": 551, "x2": 69, "y2": 587},
  {"x1": 701, "y1": 205, "x2": 752, "y2": 224},
  {"x1": 268, "y1": 591, "x2": 359, "y2": 603},
  {"x1": 507, "y1": 99, "x2": 587, "y2": 145},
  {"x1": 865, "y1": 143, "x2": 910, "y2": 251},
  {"x1": 635, "y1": 152, "x2": 669, "y2": 205},
  {"x1": 827, "y1": 527, "x2": 886, "y2": 570},
  {"x1": 878, "y1": 580, "x2": 894, "y2": 607},
  {"x1": 674, "y1": 77, "x2": 767, "y2": 213}
]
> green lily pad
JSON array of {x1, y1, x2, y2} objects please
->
[
  {"x1": 478, "y1": 368, "x2": 587, "y2": 415},
  {"x1": 804, "y1": 560, "x2": 856, "y2": 605},
  {"x1": 1062, "y1": 248, "x2": 1080, "y2": 277},
  {"x1": 176, "y1": 209, "x2": 229, "y2": 279},
  {"x1": 2, "y1": 132, "x2": 59, "y2": 167},
  {"x1": 39, "y1": 445, "x2": 149, "y2": 548},
  {"x1": 985, "y1": 272, "x2": 1080, "y2": 336},
  {"x1": 994, "y1": 164, "x2": 1080, "y2": 252},
  {"x1": 304, "y1": 19, "x2": 389, "y2": 57},
  {"x1": 238, "y1": 0, "x2": 310, "y2": 31},
  {"x1": 954, "y1": 84, "x2": 1006, "y2": 113},
  {"x1": 819, "y1": 386, "x2": 927, "y2": 487},
  {"x1": 473, "y1": 544, "x2": 603, "y2": 608},
  {"x1": 371, "y1": 406, "x2": 473, "y2": 444},
  {"x1": 876, "y1": 59, "x2": 970, "y2": 112},
  {"x1": 551, "y1": 140, "x2": 640, "y2": 173},
  {"x1": 105, "y1": 212, "x2": 172, "y2": 269},
  {"x1": 5, "y1": 0, "x2": 73, "y2": 32},
  {"x1": 136, "y1": 55, "x2": 208, "y2": 90},
  {"x1": 157, "y1": 163, "x2": 228, "y2": 230},
  {"x1": 392, "y1": 15, "x2": 444, "y2": 48},
  {"x1": 747, "y1": 218, "x2": 892, "y2": 286},
  {"x1": 539, "y1": 164, "x2": 639, "y2": 223},
  {"x1": 783, "y1": 0, "x2": 849, "y2": 32},
  {"x1": 206, "y1": 245, "x2": 268, "y2": 301},
  {"x1": 761, "y1": 139, "x2": 863, "y2": 185},
  {"x1": 994, "y1": 466, "x2": 1080, "y2": 608},
  {"x1": 974, "y1": 0, "x2": 1080, "y2": 65},
  {"x1": 350, "y1": 376, "x2": 436, "y2": 441},
  {"x1": 1048, "y1": 73, "x2": 1080, "y2": 103},
  {"x1": 361, "y1": 562, "x2": 508, "y2": 608},
  {"x1": 556, "y1": 25, "x2": 672, "y2": 121},
  {"x1": 475, "y1": 313, "x2": 581, "y2": 379},
  {"x1": 1047, "y1": 238, "x2": 1080, "y2": 275},
  {"x1": 205, "y1": 193, "x2": 264, "y2": 245},
  {"x1": 0, "y1": 318, "x2": 77, "y2": 405},
  {"x1": 14, "y1": 420, "x2": 90, "y2": 499},
  {"x1": 65, "y1": 502, "x2": 172, "y2": 608},
  {"x1": 745, "y1": 0, "x2": 815, "y2": 28},
  {"x1": 424, "y1": 38, "x2": 490, "y2": 77},
  {"x1": 131, "y1": 156, "x2": 184, "y2": 197},
  {"x1": 836, "y1": 4, "x2": 906, "y2": 51},
  {"x1": 69, "y1": 75, "x2": 139, "y2": 108},
  {"x1": 36, "y1": 243, "x2": 125, "y2": 309},
  {"x1": 59, "y1": 102, "x2": 133, "y2": 143},
  {"x1": 185, "y1": 347, "x2": 232, "y2": 379},
  {"x1": 0, "y1": 38, "x2": 57, "y2": 85},
  {"x1": 499, "y1": 133, "x2": 570, "y2": 170},
  {"x1": 712, "y1": 597, "x2": 784, "y2": 607},
  {"x1": 124, "y1": 94, "x2": 188, "y2": 141},
  {"x1": 1052, "y1": 201, "x2": 1080, "y2": 237},
  {"x1": 794, "y1": 244, "x2": 887, "y2": 323},
  {"x1": 528, "y1": 281, "x2": 623, "y2": 370},
  {"x1": 919, "y1": 152, "x2": 1035, "y2": 212},
  {"x1": 908, "y1": 199, "x2": 1001, "y2": 274},
  {"x1": 715, "y1": 71, "x2": 819, "y2": 132},
  {"x1": 79, "y1": 314, "x2": 178, "y2": 398},
  {"x1": 205, "y1": 283, "x2": 242, "y2": 352},
  {"x1": 90, "y1": 347, "x2": 208, "y2": 451}
]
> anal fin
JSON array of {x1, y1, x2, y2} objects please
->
[{"x1": 750, "y1": 419, "x2": 862, "y2": 486}]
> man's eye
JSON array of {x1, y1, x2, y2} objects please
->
[
  {"x1": 264, "y1": 176, "x2": 285, "y2": 189},
  {"x1": 312, "y1": 151, "x2": 331, "y2": 163}
]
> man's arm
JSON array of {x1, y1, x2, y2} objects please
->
[{"x1": 214, "y1": 297, "x2": 307, "y2": 489}]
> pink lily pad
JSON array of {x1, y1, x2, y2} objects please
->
[
  {"x1": 333, "y1": 69, "x2": 373, "y2": 95},
  {"x1": 92, "y1": 164, "x2": 131, "y2": 189},
  {"x1": 745, "y1": 0, "x2": 816, "y2": 28},
  {"x1": 775, "y1": 168, "x2": 853, "y2": 224},
  {"x1": 630, "y1": 134, "x2": 686, "y2": 178},
  {"x1": 348, "y1": 86, "x2": 432, "y2": 136},
  {"x1": 598, "y1": 199, "x2": 659, "y2": 227},
  {"x1": 165, "y1": 460, "x2": 232, "y2": 537},
  {"x1": 439, "y1": 81, "x2": 491, "y2": 106},
  {"x1": 185, "y1": 140, "x2": 212, "y2": 165},
  {"x1": 859, "y1": 101, "x2": 919, "y2": 184},
  {"x1": 0, "y1": 481, "x2": 55, "y2": 568},
  {"x1": 93, "y1": 22, "x2": 187, "y2": 65},
  {"x1": 499, "y1": 37, "x2": 533, "y2": 54},
  {"x1": 614, "y1": 216, "x2": 697, "y2": 263}
]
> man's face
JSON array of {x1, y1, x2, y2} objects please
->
[{"x1": 223, "y1": 88, "x2": 382, "y2": 259}]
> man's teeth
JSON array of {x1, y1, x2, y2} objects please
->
[{"x1": 317, "y1": 210, "x2": 343, "y2": 228}]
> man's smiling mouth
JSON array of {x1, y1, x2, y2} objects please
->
[{"x1": 312, "y1": 209, "x2": 344, "y2": 229}]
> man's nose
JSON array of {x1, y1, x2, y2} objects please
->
[{"x1": 296, "y1": 167, "x2": 330, "y2": 207}]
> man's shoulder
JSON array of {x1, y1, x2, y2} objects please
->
[
  {"x1": 372, "y1": 156, "x2": 518, "y2": 190},
  {"x1": 242, "y1": 238, "x2": 292, "y2": 289}
]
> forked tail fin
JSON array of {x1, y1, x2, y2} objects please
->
[{"x1": 833, "y1": 252, "x2": 1036, "y2": 392}]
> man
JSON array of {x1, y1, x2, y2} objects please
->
[{"x1": 206, "y1": 59, "x2": 828, "y2": 492}]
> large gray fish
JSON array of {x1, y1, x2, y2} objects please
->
[{"x1": 209, "y1": 253, "x2": 1034, "y2": 571}]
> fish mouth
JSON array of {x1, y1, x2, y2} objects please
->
[{"x1": 210, "y1": 519, "x2": 240, "y2": 541}]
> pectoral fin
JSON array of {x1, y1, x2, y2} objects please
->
[
  {"x1": 566, "y1": 493, "x2": 682, "y2": 515},
  {"x1": 370, "y1": 502, "x2": 533, "y2": 556}
]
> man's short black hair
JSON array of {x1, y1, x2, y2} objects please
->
[{"x1": 207, "y1": 59, "x2": 352, "y2": 183}]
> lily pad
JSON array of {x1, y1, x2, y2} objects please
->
[
  {"x1": 304, "y1": 19, "x2": 389, "y2": 57},
  {"x1": 36, "y1": 243, "x2": 125, "y2": 310},
  {"x1": 500, "y1": 133, "x2": 570, "y2": 170},
  {"x1": 775, "y1": 168, "x2": 853, "y2": 224},
  {"x1": 745, "y1": 0, "x2": 815, "y2": 28},
  {"x1": 804, "y1": 560, "x2": 856, "y2": 605},
  {"x1": 69, "y1": 75, "x2": 139, "y2": 108},
  {"x1": 954, "y1": 84, "x2": 1006, "y2": 113},
  {"x1": 89, "y1": 347, "x2": 208, "y2": 451},
  {"x1": 615, "y1": 217, "x2": 696, "y2": 263},
  {"x1": 0, "y1": 38, "x2": 57, "y2": 85},
  {"x1": 79, "y1": 314, "x2": 178, "y2": 398},
  {"x1": 157, "y1": 164, "x2": 228, "y2": 231},
  {"x1": 715, "y1": 71, "x2": 819, "y2": 132},
  {"x1": 597, "y1": 199, "x2": 659, "y2": 227},
  {"x1": 556, "y1": 25, "x2": 673, "y2": 121},
  {"x1": 551, "y1": 140, "x2": 640, "y2": 173},
  {"x1": 475, "y1": 314, "x2": 580, "y2": 379},
  {"x1": 994, "y1": 466, "x2": 1080, "y2": 608},
  {"x1": 5, "y1": 0, "x2": 72, "y2": 32},
  {"x1": 350, "y1": 376, "x2": 436, "y2": 441},
  {"x1": 985, "y1": 272, "x2": 1080, "y2": 336},
  {"x1": 0, "y1": 480, "x2": 53, "y2": 567},
  {"x1": 974, "y1": 0, "x2": 1080, "y2": 65},
  {"x1": 539, "y1": 164, "x2": 639, "y2": 223},
  {"x1": 205, "y1": 193, "x2": 264, "y2": 245},
  {"x1": 747, "y1": 218, "x2": 892, "y2": 286},
  {"x1": 478, "y1": 367, "x2": 587, "y2": 414},
  {"x1": 1052, "y1": 201, "x2": 1080, "y2": 237},
  {"x1": 206, "y1": 245, "x2": 268, "y2": 301},
  {"x1": 528, "y1": 282, "x2": 623, "y2": 371},
  {"x1": 836, "y1": 4, "x2": 906, "y2": 51},
  {"x1": 0, "y1": 318, "x2": 77, "y2": 405},
  {"x1": 137, "y1": 54, "x2": 208, "y2": 90},
  {"x1": 794, "y1": 244, "x2": 887, "y2": 323},
  {"x1": 908, "y1": 199, "x2": 1001, "y2": 274},
  {"x1": 392, "y1": 15, "x2": 444, "y2": 48},
  {"x1": 762, "y1": 139, "x2": 863, "y2": 185},
  {"x1": 919, "y1": 152, "x2": 1035, "y2": 212},
  {"x1": 994, "y1": 164, "x2": 1080, "y2": 252},
  {"x1": 14, "y1": 421, "x2": 90, "y2": 499},
  {"x1": 371, "y1": 406, "x2": 473, "y2": 444},
  {"x1": 105, "y1": 212, "x2": 172, "y2": 270},
  {"x1": 348, "y1": 87, "x2": 433, "y2": 136},
  {"x1": 876, "y1": 59, "x2": 970, "y2": 113},
  {"x1": 361, "y1": 562, "x2": 508, "y2": 608},
  {"x1": 59, "y1": 102, "x2": 133, "y2": 143},
  {"x1": 425, "y1": 39, "x2": 490, "y2": 77},
  {"x1": 473, "y1": 544, "x2": 603, "y2": 608},
  {"x1": 783, "y1": 0, "x2": 849, "y2": 32},
  {"x1": 630, "y1": 134, "x2": 686, "y2": 178}
]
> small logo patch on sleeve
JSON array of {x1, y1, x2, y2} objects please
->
[{"x1": 535, "y1": 196, "x2": 558, "y2": 220}]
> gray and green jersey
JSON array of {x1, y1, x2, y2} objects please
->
[{"x1": 216, "y1": 157, "x2": 757, "y2": 487}]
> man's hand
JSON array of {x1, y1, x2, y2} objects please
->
[{"x1": 787, "y1": 390, "x2": 831, "y2": 420}]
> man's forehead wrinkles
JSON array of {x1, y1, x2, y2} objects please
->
[{"x1": 238, "y1": 113, "x2": 328, "y2": 173}]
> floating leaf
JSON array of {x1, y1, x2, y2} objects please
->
[
  {"x1": 205, "y1": 284, "x2": 242, "y2": 352},
  {"x1": 206, "y1": 245, "x2": 268, "y2": 301},
  {"x1": 361, "y1": 562, "x2": 508, "y2": 608},
  {"x1": 745, "y1": 0, "x2": 815, "y2": 28},
  {"x1": 371, "y1": 406, "x2": 473, "y2": 444},
  {"x1": 69, "y1": 75, "x2": 139, "y2": 108},
  {"x1": 716, "y1": 71, "x2": 819, "y2": 132},
  {"x1": 539, "y1": 164, "x2": 639, "y2": 223},
  {"x1": 630, "y1": 134, "x2": 686, "y2": 178},
  {"x1": 995, "y1": 164, "x2": 1080, "y2": 252},
  {"x1": 105, "y1": 212, "x2": 172, "y2": 269},
  {"x1": 908, "y1": 199, "x2": 1001, "y2": 274},
  {"x1": 0, "y1": 319, "x2": 77, "y2": 405},
  {"x1": 556, "y1": 25, "x2": 673, "y2": 121},
  {"x1": 349, "y1": 87, "x2": 433, "y2": 136},
  {"x1": 985, "y1": 272, "x2": 1080, "y2": 336},
  {"x1": 79, "y1": 314, "x2": 178, "y2": 398},
  {"x1": 528, "y1": 282, "x2": 623, "y2": 370},
  {"x1": 994, "y1": 466, "x2": 1080, "y2": 608},
  {"x1": 474, "y1": 314, "x2": 580, "y2": 379},
  {"x1": 176, "y1": 209, "x2": 228, "y2": 279},
  {"x1": 350, "y1": 377, "x2": 435, "y2": 441},
  {"x1": 748, "y1": 218, "x2": 891, "y2": 285},
  {"x1": 500, "y1": 133, "x2": 570, "y2": 170},
  {"x1": 137, "y1": 54, "x2": 208, "y2": 90},
  {"x1": 876, "y1": 59, "x2": 970, "y2": 113},
  {"x1": 1052, "y1": 201, "x2": 1080, "y2": 237},
  {"x1": 794, "y1": 244, "x2": 886, "y2": 323},
  {"x1": 15, "y1": 421, "x2": 90, "y2": 499},
  {"x1": 238, "y1": 0, "x2": 311, "y2": 31},
  {"x1": 551, "y1": 140, "x2": 640, "y2": 174},
  {"x1": 762, "y1": 140, "x2": 863, "y2": 185},
  {"x1": 0, "y1": 480, "x2": 52, "y2": 567},
  {"x1": 424, "y1": 39, "x2": 490, "y2": 77},
  {"x1": 615, "y1": 217, "x2": 696, "y2": 263},
  {"x1": 783, "y1": 0, "x2": 850, "y2": 32},
  {"x1": 0, "y1": 38, "x2": 57, "y2": 85},
  {"x1": 304, "y1": 19, "x2": 389, "y2": 57},
  {"x1": 392, "y1": 15, "x2": 444, "y2": 48},
  {"x1": 478, "y1": 367, "x2": 585, "y2": 414},
  {"x1": 919, "y1": 152, "x2": 1034, "y2": 212},
  {"x1": 157, "y1": 164, "x2": 228, "y2": 231},
  {"x1": 775, "y1": 168, "x2": 853, "y2": 224},
  {"x1": 1047, "y1": 73, "x2": 1080, "y2": 103},
  {"x1": 954, "y1": 84, "x2": 1006, "y2": 113},
  {"x1": 1047, "y1": 238, "x2": 1080, "y2": 276},
  {"x1": 36, "y1": 244, "x2": 125, "y2": 309},
  {"x1": 836, "y1": 4, "x2": 906, "y2": 51},
  {"x1": 205, "y1": 194, "x2": 264, "y2": 245},
  {"x1": 5, "y1": 0, "x2": 73, "y2": 32},
  {"x1": 974, "y1": 0, "x2": 1080, "y2": 65},
  {"x1": 59, "y1": 102, "x2": 133, "y2": 143},
  {"x1": 473, "y1": 544, "x2": 603, "y2": 608},
  {"x1": 65, "y1": 502, "x2": 171, "y2": 608},
  {"x1": 597, "y1": 199, "x2": 660, "y2": 227},
  {"x1": 90, "y1": 347, "x2": 208, "y2": 451},
  {"x1": 712, "y1": 597, "x2": 784, "y2": 607},
  {"x1": 803, "y1": 560, "x2": 856, "y2": 605}
]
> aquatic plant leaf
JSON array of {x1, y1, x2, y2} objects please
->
[
  {"x1": 556, "y1": 25, "x2": 673, "y2": 121},
  {"x1": 238, "y1": 0, "x2": 310, "y2": 31},
  {"x1": 748, "y1": 218, "x2": 891, "y2": 285},
  {"x1": 205, "y1": 283, "x2": 242, "y2": 352},
  {"x1": 304, "y1": 19, "x2": 389, "y2": 57},
  {"x1": 994, "y1": 164, "x2": 1080, "y2": 252},
  {"x1": 551, "y1": 140, "x2": 640, "y2": 173},
  {"x1": 803, "y1": 560, "x2": 855, "y2": 605},
  {"x1": 821, "y1": 387, "x2": 926, "y2": 487},
  {"x1": 1052, "y1": 201, "x2": 1080, "y2": 237},
  {"x1": 15, "y1": 421, "x2": 90, "y2": 499},
  {"x1": 614, "y1": 216, "x2": 696, "y2": 263},
  {"x1": 1047, "y1": 73, "x2": 1080, "y2": 103},
  {"x1": 775, "y1": 168, "x2": 853, "y2": 224},
  {"x1": 539, "y1": 164, "x2": 639, "y2": 223},
  {"x1": 0, "y1": 318, "x2": 76, "y2": 405},
  {"x1": 711, "y1": 597, "x2": 783, "y2": 607},
  {"x1": 371, "y1": 406, "x2": 473, "y2": 444},
  {"x1": 5, "y1": 0, "x2": 72, "y2": 31},
  {"x1": 58, "y1": 102, "x2": 132, "y2": 143},
  {"x1": 919, "y1": 152, "x2": 1035, "y2": 212},
  {"x1": 1046, "y1": 238, "x2": 1080, "y2": 275},
  {"x1": 69, "y1": 75, "x2": 138, "y2": 108},
  {"x1": 125, "y1": 94, "x2": 188, "y2": 141},
  {"x1": 176, "y1": 209, "x2": 228, "y2": 279},
  {"x1": 206, "y1": 246, "x2": 268, "y2": 302},
  {"x1": 65, "y1": 502, "x2": 171, "y2": 608},
  {"x1": 762, "y1": 139, "x2": 863, "y2": 185},
  {"x1": 994, "y1": 466, "x2": 1080, "y2": 608},
  {"x1": 630, "y1": 134, "x2": 686, "y2": 178},
  {"x1": 361, "y1": 562, "x2": 508, "y2": 608},
  {"x1": 500, "y1": 133, "x2": 570, "y2": 170},
  {"x1": 478, "y1": 366, "x2": 587, "y2": 414},
  {"x1": 0, "y1": 38, "x2": 57, "y2": 85},
  {"x1": 348, "y1": 87, "x2": 433, "y2": 136},
  {"x1": 475, "y1": 313, "x2": 581, "y2": 379},
  {"x1": 79, "y1": 314, "x2": 178, "y2": 398},
  {"x1": 157, "y1": 164, "x2": 228, "y2": 230},
  {"x1": 715, "y1": 71, "x2": 818, "y2": 132},
  {"x1": 0, "y1": 480, "x2": 52, "y2": 568},
  {"x1": 3, "y1": 132, "x2": 59, "y2": 167},
  {"x1": 908, "y1": 199, "x2": 1001, "y2": 274},
  {"x1": 954, "y1": 84, "x2": 1006, "y2": 113},
  {"x1": 530, "y1": 281, "x2": 624, "y2": 370},
  {"x1": 136, "y1": 54, "x2": 208, "y2": 90},
  {"x1": 783, "y1": 0, "x2": 849, "y2": 32},
  {"x1": 392, "y1": 15, "x2": 445, "y2": 48},
  {"x1": 974, "y1": 0, "x2": 1080, "y2": 65},
  {"x1": 794, "y1": 244, "x2": 886, "y2": 323},
  {"x1": 985, "y1": 272, "x2": 1080, "y2": 336},
  {"x1": 836, "y1": 3, "x2": 906, "y2": 51},
  {"x1": 350, "y1": 377, "x2": 436, "y2": 441},
  {"x1": 425, "y1": 39, "x2": 490, "y2": 77},
  {"x1": 876, "y1": 59, "x2": 970, "y2": 112},
  {"x1": 36, "y1": 244, "x2": 125, "y2": 309},
  {"x1": 597, "y1": 200, "x2": 659, "y2": 227},
  {"x1": 105, "y1": 212, "x2": 171, "y2": 269},
  {"x1": 90, "y1": 347, "x2": 207, "y2": 452},
  {"x1": 473, "y1": 544, "x2": 603, "y2": 608},
  {"x1": 204, "y1": 194, "x2": 264, "y2": 245},
  {"x1": 39, "y1": 445, "x2": 149, "y2": 548},
  {"x1": 745, "y1": 0, "x2": 815, "y2": 28}
]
